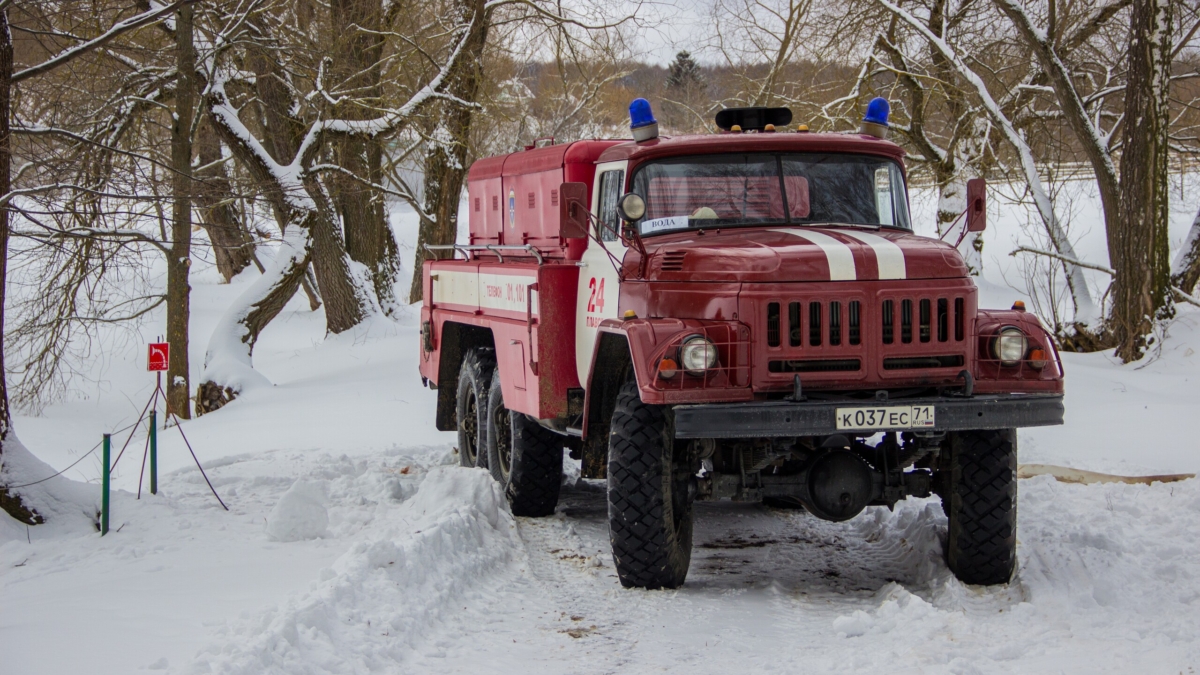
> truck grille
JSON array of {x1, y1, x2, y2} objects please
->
[
  {"x1": 767, "y1": 299, "x2": 870, "y2": 348},
  {"x1": 770, "y1": 296, "x2": 968, "y2": 349},
  {"x1": 751, "y1": 287, "x2": 973, "y2": 388}
]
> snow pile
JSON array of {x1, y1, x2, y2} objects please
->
[
  {"x1": 266, "y1": 480, "x2": 329, "y2": 542},
  {"x1": 832, "y1": 583, "x2": 939, "y2": 638},
  {"x1": 851, "y1": 498, "x2": 949, "y2": 587},
  {"x1": 190, "y1": 466, "x2": 520, "y2": 675},
  {"x1": 814, "y1": 475, "x2": 1200, "y2": 671},
  {"x1": 0, "y1": 433, "x2": 102, "y2": 537}
]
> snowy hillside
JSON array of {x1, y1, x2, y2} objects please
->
[{"x1": 3, "y1": 192, "x2": 1200, "y2": 674}]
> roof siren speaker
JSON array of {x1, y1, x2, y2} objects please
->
[
  {"x1": 859, "y1": 97, "x2": 890, "y2": 139},
  {"x1": 629, "y1": 98, "x2": 659, "y2": 143}
]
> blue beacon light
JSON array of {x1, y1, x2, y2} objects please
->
[
  {"x1": 859, "y1": 97, "x2": 890, "y2": 139},
  {"x1": 629, "y1": 98, "x2": 659, "y2": 142}
]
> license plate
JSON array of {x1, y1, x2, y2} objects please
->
[{"x1": 835, "y1": 405, "x2": 936, "y2": 430}]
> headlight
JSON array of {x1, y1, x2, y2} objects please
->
[
  {"x1": 679, "y1": 335, "x2": 718, "y2": 375},
  {"x1": 991, "y1": 327, "x2": 1027, "y2": 366}
]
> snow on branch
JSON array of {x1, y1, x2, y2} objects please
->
[
  {"x1": 1011, "y1": 246, "x2": 1114, "y2": 275},
  {"x1": 12, "y1": 0, "x2": 193, "y2": 83}
]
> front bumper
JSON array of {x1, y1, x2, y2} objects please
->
[{"x1": 673, "y1": 394, "x2": 1064, "y2": 439}]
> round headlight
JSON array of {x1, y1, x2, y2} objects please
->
[
  {"x1": 617, "y1": 193, "x2": 646, "y2": 221},
  {"x1": 992, "y1": 327, "x2": 1027, "y2": 366},
  {"x1": 679, "y1": 335, "x2": 718, "y2": 375}
]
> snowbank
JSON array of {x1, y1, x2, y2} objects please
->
[
  {"x1": 0, "y1": 433, "x2": 102, "y2": 537},
  {"x1": 190, "y1": 466, "x2": 520, "y2": 674}
]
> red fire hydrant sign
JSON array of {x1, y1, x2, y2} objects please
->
[{"x1": 147, "y1": 343, "x2": 170, "y2": 372}]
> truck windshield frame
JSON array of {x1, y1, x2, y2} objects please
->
[{"x1": 629, "y1": 152, "x2": 911, "y2": 236}]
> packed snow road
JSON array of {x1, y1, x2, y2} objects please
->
[{"x1": 180, "y1": 453, "x2": 1200, "y2": 675}]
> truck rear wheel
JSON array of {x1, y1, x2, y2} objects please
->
[
  {"x1": 942, "y1": 429, "x2": 1018, "y2": 585},
  {"x1": 456, "y1": 348, "x2": 495, "y2": 469},
  {"x1": 607, "y1": 380, "x2": 693, "y2": 589},
  {"x1": 485, "y1": 373, "x2": 562, "y2": 516}
]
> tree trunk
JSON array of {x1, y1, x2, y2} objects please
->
[
  {"x1": 1112, "y1": 0, "x2": 1173, "y2": 362},
  {"x1": 306, "y1": 177, "x2": 374, "y2": 332},
  {"x1": 195, "y1": 117, "x2": 254, "y2": 283},
  {"x1": 166, "y1": 1, "x2": 196, "y2": 419},
  {"x1": 409, "y1": 0, "x2": 488, "y2": 304},
  {"x1": 1171, "y1": 205, "x2": 1200, "y2": 294},
  {"x1": 196, "y1": 227, "x2": 313, "y2": 415},
  {"x1": 331, "y1": 0, "x2": 402, "y2": 314},
  {"x1": 0, "y1": 8, "x2": 36, "y2": 524}
]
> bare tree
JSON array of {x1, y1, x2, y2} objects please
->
[
  {"x1": 0, "y1": 0, "x2": 187, "y2": 522},
  {"x1": 167, "y1": 0, "x2": 195, "y2": 419},
  {"x1": 330, "y1": 0, "x2": 402, "y2": 315},
  {"x1": 409, "y1": 0, "x2": 490, "y2": 304},
  {"x1": 876, "y1": 0, "x2": 1104, "y2": 328},
  {"x1": 193, "y1": 0, "x2": 488, "y2": 410}
]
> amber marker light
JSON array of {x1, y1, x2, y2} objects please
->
[
  {"x1": 658, "y1": 358, "x2": 679, "y2": 380},
  {"x1": 1028, "y1": 348, "x2": 1048, "y2": 369}
]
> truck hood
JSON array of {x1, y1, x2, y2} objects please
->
[{"x1": 629, "y1": 227, "x2": 969, "y2": 283}]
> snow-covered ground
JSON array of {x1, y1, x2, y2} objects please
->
[{"x1": 4, "y1": 187, "x2": 1200, "y2": 674}]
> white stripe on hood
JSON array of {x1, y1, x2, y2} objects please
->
[
  {"x1": 780, "y1": 228, "x2": 857, "y2": 281},
  {"x1": 839, "y1": 230, "x2": 907, "y2": 280}
]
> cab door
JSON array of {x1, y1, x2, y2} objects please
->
[{"x1": 575, "y1": 161, "x2": 629, "y2": 387}]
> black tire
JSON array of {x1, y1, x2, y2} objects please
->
[
  {"x1": 942, "y1": 429, "x2": 1018, "y2": 586},
  {"x1": 485, "y1": 373, "x2": 563, "y2": 516},
  {"x1": 456, "y1": 348, "x2": 495, "y2": 469},
  {"x1": 607, "y1": 380, "x2": 694, "y2": 589}
]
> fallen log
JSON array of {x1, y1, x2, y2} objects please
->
[{"x1": 1017, "y1": 464, "x2": 1195, "y2": 485}]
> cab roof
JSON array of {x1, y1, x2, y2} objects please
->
[{"x1": 595, "y1": 131, "x2": 907, "y2": 165}]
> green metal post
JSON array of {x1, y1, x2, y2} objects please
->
[
  {"x1": 149, "y1": 410, "x2": 158, "y2": 495},
  {"x1": 101, "y1": 433, "x2": 111, "y2": 536}
]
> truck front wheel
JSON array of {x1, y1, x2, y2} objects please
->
[
  {"x1": 456, "y1": 348, "x2": 495, "y2": 469},
  {"x1": 607, "y1": 380, "x2": 693, "y2": 589},
  {"x1": 941, "y1": 429, "x2": 1018, "y2": 585},
  {"x1": 485, "y1": 372, "x2": 562, "y2": 516}
]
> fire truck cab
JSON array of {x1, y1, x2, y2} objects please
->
[{"x1": 419, "y1": 99, "x2": 1064, "y2": 589}]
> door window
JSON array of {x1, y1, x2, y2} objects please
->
[{"x1": 597, "y1": 170, "x2": 625, "y2": 242}]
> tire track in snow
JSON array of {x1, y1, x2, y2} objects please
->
[{"x1": 418, "y1": 481, "x2": 965, "y2": 674}]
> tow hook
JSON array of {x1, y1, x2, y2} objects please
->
[{"x1": 957, "y1": 369, "x2": 974, "y2": 397}]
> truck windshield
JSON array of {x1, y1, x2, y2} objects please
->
[{"x1": 630, "y1": 153, "x2": 910, "y2": 235}]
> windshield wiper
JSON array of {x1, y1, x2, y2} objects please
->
[{"x1": 794, "y1": 221, "x2": 881, "y2": 230}]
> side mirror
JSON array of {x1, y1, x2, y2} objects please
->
[
  {"x1": 966, "y1": 177, "x2": 986, "y2": 233},
  {"x1": 616, "y1": 193, "x2": 646, "y2": 222},
  {"x1": 558, "y1": 182, "x2": 588, "y2": 239}
]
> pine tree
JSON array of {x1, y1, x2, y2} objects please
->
[{"x1": 667, "y1": 51, "x2": 704, "y2": 91}]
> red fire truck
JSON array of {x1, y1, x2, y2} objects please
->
[{"x1": 419, "y1": 98, "x2": 1064, "y2": 589}]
